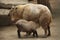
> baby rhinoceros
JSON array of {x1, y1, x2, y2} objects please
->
[{"x1": 15, "y1": 19, "x2": 40, "y2": 38}]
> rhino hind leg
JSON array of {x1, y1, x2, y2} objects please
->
[
  {"x1": 47, "y1": 25, "x2": 51, "y2": 36},
  {"x1": 17, "y1": 29, "x2": 21, "y2": 38},
  {"x1": 32, "y1": 30, "x2": 38, "y2": 37}
]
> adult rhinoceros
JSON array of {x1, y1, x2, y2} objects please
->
[{"x1": 8, "y1": 4, "x2": 52, "y2": 37}]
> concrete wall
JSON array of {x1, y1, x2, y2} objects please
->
[{"x1": 0, "y1": 0, "x2": 28, "y2": 4}]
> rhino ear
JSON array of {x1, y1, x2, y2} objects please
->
[
  {"x1": 12, "y1": 6, "x2": 15, "y2": 9},
  {"x1": 11, "y1": 6, "x2": 17, "y2": 9},
  {"x1": 8, "y1": 6, "x2": 17, "y2": 17}
]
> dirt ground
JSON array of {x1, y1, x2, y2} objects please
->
[{"x1": 0, "y1": 13, "x2": 60, "y2": 40}]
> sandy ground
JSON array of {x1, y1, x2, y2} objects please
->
[{"x1": 0, "y1": 13, "x2": 60, "y2": 40}]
